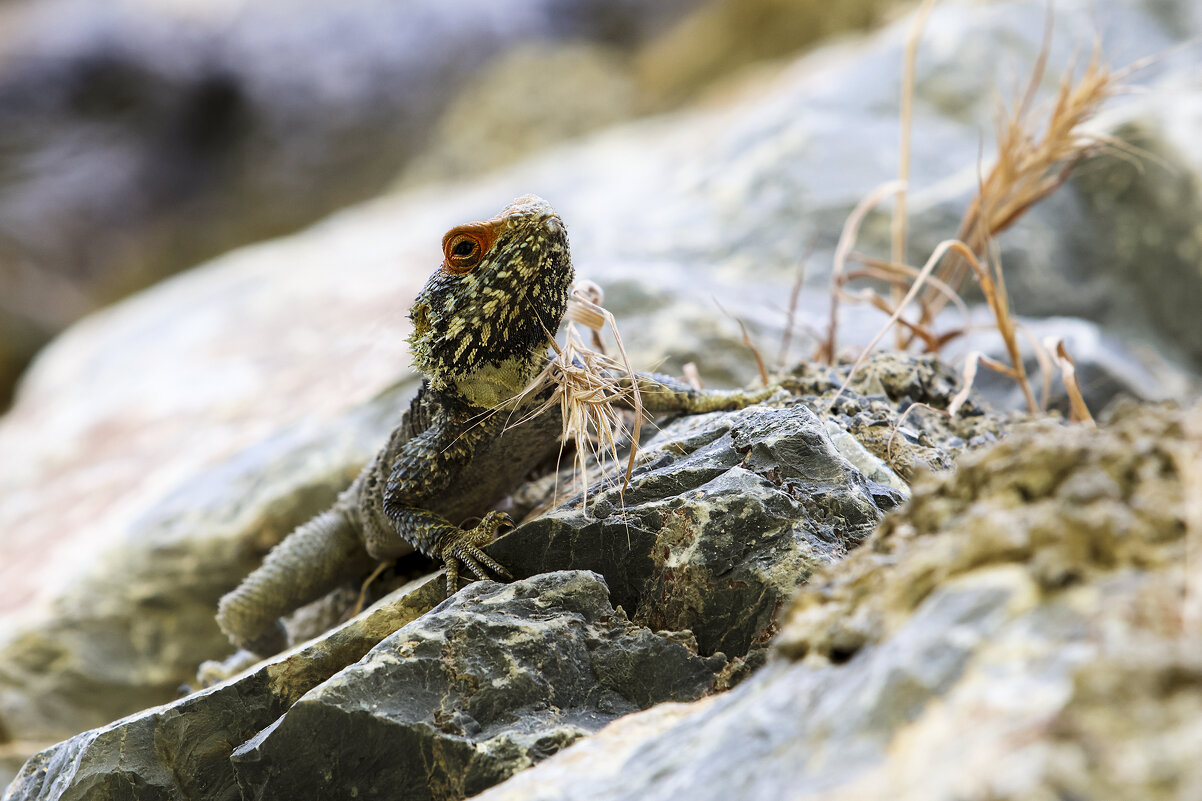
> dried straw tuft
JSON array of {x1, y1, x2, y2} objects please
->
[
  {"x1": 508, "y1": 284, "x2": 645, "y2": 506},
  {"x1": 819, "y1": 14, "x2": 1126, "y2": 422}
]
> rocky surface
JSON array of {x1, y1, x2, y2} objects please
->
[
  {"x1": 492, "y1": 354, "x2": 1007, "y2": 662},
  {"x1": 231, "y1": 572, "x2": 724, "y2": 801},
  {"x1": 2, "y1": 0, "x2": 1200, "y2": 788},
  {"x1": 473, "y1": 401, "x2": 1201, "y2": 801},
  {"x1": 3, "y1": 353, "x2": 994, "y2": 800},
  {"x1": 782, "y1": 353, "x2": 1004, "y2": 479},
  {"x1": 495, "y1": 401, "x2": 901, "y2": 661},
  {"x1": 267, "y1": 352, "x2": 999, "y2": 661},
  {"x1": 2, "y1": 574, "x2": 445, "y2": 801},
  {"x1": 3, "y1": 571, "x2": 727, "y2": 801}
]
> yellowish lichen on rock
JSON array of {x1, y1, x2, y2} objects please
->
[
  {"x1": 776, "y1": 401, "x2": 1190, "y2": 663},
  {"x1": 768, "y1": 400, "x2": 1201, "y2": 799}
]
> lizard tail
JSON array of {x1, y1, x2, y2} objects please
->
[{"x1": 217, "y1": 506, "x2": 375, "y2": 655}]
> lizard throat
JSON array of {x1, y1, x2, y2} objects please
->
[{"x1": 447, "y1": 355, "x2": 546, "y2": 410}]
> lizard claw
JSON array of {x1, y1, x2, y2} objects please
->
[{"x1": 440, "y1": 510, "x2": 515, "y2": 594}]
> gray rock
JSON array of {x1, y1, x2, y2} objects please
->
[
  {"x1": 491, "y1": 353, "x2": 1005, "y2": 663},
  {"x1": 783, "y1": 352, "x2": 1007, "y2": 480},
  {"x1": 1, "y1": 570, "x2": 724, "y2": 801},
  {"x1": 230, "y1": 571, "x2": 725, "y2": 801},
  {"x1": 474, "y1": 402, "x2": 1199, "y2": 801},
  {"x1": 1, "y1": 575, "x2": 448, "y2": 801},
  {"x1": 492, "y1": 400, "x2": 903, "y2": 661}
]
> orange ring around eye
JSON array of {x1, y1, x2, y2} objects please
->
[{"x1": 441, "y1": 220, "x2": 502, "y2": 274}]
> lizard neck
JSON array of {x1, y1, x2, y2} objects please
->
[{"x1": 439, "y1": 354, "x2": 545, "y2": 411}]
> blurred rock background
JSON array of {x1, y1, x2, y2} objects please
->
[{"x1": 0, "y1": 0, "x2": 898, "y2": 408}]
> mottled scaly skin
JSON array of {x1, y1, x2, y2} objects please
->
[{"x1": 217, "y1": 195, "x2": 774, "y2": 655}]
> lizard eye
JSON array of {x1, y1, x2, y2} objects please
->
[
  {"x1": 444, "y1": 234, "x2": 482, "y2": 272},
  {"x1": 441, "y1": 229, "x2": 488, "y2": 274}
]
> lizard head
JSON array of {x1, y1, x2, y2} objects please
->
[{"x1": 408, "y1": 194, "x2": 574, "y2": 402}]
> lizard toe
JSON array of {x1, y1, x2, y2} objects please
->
[
  {"x1": 457, "y1": 544, "x2": 512, "y2": 581},
  {"x1": 439, "y1": 513, "x2": 515, "y2": 592},
  {"x1": 445, "y1": 556, "x2": 462, "y2": 595}
]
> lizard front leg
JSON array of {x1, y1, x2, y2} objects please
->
[
  {"x1": 387, "y1": 507, "x2": 513, "y2": 594},
  {"x1": 379, "y1": 408, "x2": 515, "y2": 594}
]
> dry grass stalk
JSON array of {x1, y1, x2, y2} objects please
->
[
  {"x1": 891, "y1": 0, "x2": 939, "y2": 347},
  {"x1": 821, "y1": 20, "x2": 1119, "y2": 421},
  {"x1": 1043, "y1": 336, "x2": 1095, "y2": 426},
  {"x1": 847, "y1": 251, "x2": 971, "y2": 326},
  {"x1": 1016, "y1": 322, "x2": 1056, "y2": 411},
  {"x1": 917, "y1": 41, "x2": 1119, "y2": 327},
  {"x1": 352, "y1": 561, "x2": 392, "y2": 616},
  {"x1": 835, "y1": 250, "x2": 971, "y2": 352},
  {"x1": 776, "y1": 234, "x2": 816, "y2": 368},
  {"x1": 887, "y1": 401, "x2": 948, "y2": 463},
  {"x1": 715, "y1": 298, "x2": 770, "y2": 386},
  {"x1": 946, "y1": 350, "x2": 1017, "y2": 417},
  {"x1": 963, "y1": 241, "x2": 1038, "y2": 412},
  {"x1": 825, "y1": 237, "x2": 972, "y2": 410},
  {"x1": 817, "y1": 179, "x2": 906, "y2": 363}
]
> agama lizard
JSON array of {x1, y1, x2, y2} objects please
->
[{"x1": 217, "y1": 195, "x2": 772, "y2": 655}]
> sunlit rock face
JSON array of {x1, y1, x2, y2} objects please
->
[{"x1": 0, "y1": 0, "x2": 702, "y2": 405}]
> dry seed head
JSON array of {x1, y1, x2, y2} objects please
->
[{"x1": 504, "y1": 285, "x2": 646, "y2": 507}]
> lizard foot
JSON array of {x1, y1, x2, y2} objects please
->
[{"x1": 440, "y1": 510, "x2": 515, "y2": 594}]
